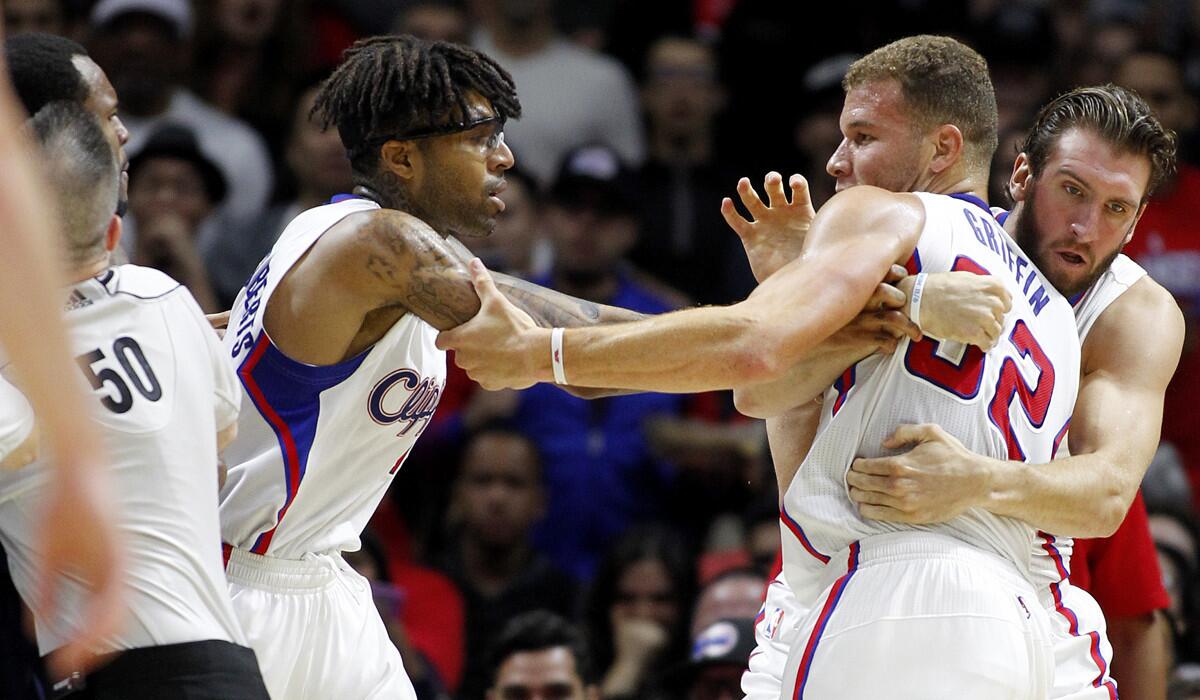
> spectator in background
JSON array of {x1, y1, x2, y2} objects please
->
[
  {"x1": 585, "y1": 525, "x2": 694, "y2": 700},
  {"x1": 471, "y1": 0, "x2": 645, "y2": 185},
  {"x1": 741, "y1": 501, "x2": 781, "y2": 581},
  {"x1": 689, "y1": 568, "x2": 766, "y2": 637},
  {"x1": 203, "y1": 79, "x2": 353, "y2": 307},
  {"x1": 485, "y1": 611, "x2": 600, "y2": 700},
  {"x1": 630, "y1": 35, "x2": 755, "y2": 306},
  {"x1": 190, "y1": 0, "x2": 309, "y2": 158},
  {"x1": 437, "y1": 424, "x2": 577, "y2": 700},
  {"x1": 796, "y1": 55, "x2": 858, "y2": 210},
  {"x1": 1113, "y1": 48, "x2": 1200, "y2": 509},
  {"x1": 394, "y1": 0, "x2": 471, "y2": 45},
  {"x1": 658, "y1": 618, "x2": 756, "y2": 700},
  {"x1": 87, "y1": 0, "x2": 274, "y2": 237},
  {"x1": 2, "y1": 0, "x2": 63, "y2": 36},
  {"x1": 127, "y1": 122, "x2": 223, "y2": 310},
  {"x1": 515, "y1": 144, "x2": 687, "y2": 580},
  {"x1": 458, "y1": 166, "x2": 551, "y2": 280}
]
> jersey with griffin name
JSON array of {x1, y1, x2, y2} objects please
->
[
  {"x1": 0, "y1": 266, "x2": 244, "y2": 654},
  {"x1": 219, "y1": 197, "x2": 446, "y2": 559},
  {"x1": 781, "y1": 192, "x2": 1081, "y2": 593}
]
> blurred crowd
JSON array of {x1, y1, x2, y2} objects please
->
[{"x1": 5, "y1": 0, "x2": 1200, "y2": 698}]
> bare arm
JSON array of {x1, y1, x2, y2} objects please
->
[
  {"x1": 985, "y1": 278, "x2": 1183, "y2": 535},
  {"x1": 438, "y1": 187, "x2": 925, "y2": 392},
  {"x1": 847, "y1": 278, "x2": 1184, "y2": 537},
  {"x1": 0, "y1": 59, "x2": 122, "y2": 676},
  {"x1": 490, "y1": 271, "x2": 647, "y2": 326}
]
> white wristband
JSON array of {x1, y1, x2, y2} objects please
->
[
  {"x1": 909, "y1": 272, "x2": 928, "y2": 329},
  {"x1": 551, "y1": 327, "x2": 568, "y2": 385}
]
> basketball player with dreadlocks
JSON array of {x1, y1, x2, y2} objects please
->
[{"x1": 215, "y1": 35, "x2": 648, "y2": 699}]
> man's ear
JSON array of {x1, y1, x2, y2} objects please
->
[
  {"x1": 379, "y1": 140, "x2": 421, "y2": 183},
  {"x1": 928, "y1": 123, "x2": 964, "y2": 175},
  {"x1": 1008, "y1": 153, "x2": 1033, "y2": 203},
  {"x1": 105, "y1": 214, "x2": 122, "y2": 251}
]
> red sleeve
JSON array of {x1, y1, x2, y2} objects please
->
[{"x1": 1073, "y1": 491, "x2": 1169, "y2": 618}]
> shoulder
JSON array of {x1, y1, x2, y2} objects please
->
[
  {"x1": 1096, "y1": 274, "x2": 1181, "y2": 336},
  {"x1": 811, "y1": 187, "x2": 925, "y2": 245},
  {"x1": 1084, "y1": 275, "x2": 1184, "y2": 377},
  {"x1": 107, "y1": 265, "x2": 184, "y2": 300}
]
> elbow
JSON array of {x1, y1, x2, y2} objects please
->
[
  {"x1": 1090, "y1": 490, "x2": 1136, "y2": 538},
  {"x1": 731, "y1": 333, "x2": 790, "y2": 386},
  {"x1": 733, "y1": 387, "x2": 772, "y2": 419}
]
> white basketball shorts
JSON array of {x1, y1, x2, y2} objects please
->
[
  {"x1": 224, "y1": 547, "x2": 417, "y2": 700},
  {"x1": 781, "y1": 531, "x2": 1054, "y2": 700}
]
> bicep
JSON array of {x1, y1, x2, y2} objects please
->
[
  {"x1": 327, "y1": 211, "x2": 482, "y2": 331},
  {"x1": 1070, "y1": 291, "x2": 1184, "y2": 467}
]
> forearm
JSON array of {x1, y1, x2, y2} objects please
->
[
  {"x1": 492, "y1": 273, "x2": 646, "y2": 327},
  {"x1": 983, "y1": 451, "x2": 1136, "y2": 537},
  {"x1": 0, "y1": 96, "x2": 102, "y2": 477}
]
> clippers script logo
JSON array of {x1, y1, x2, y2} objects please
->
[{"x1": 368, "y1": 369, "x2": 442, "y2": 437}]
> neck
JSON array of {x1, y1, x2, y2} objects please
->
[
  {"x1": 354, "y1": 183, "x2": 403, "y2": 211},
  {"x1": 920, "y1": 167, "x2": 988, "y2": 202},
  {"x1": 69, "y1": 254, "x2": 111, "y2": 284},
  {"x1": 297, "y1": 188, "x2": 332, "y2": 211},
  {"x1": 649, "y1": 130, "x2": 711, "y2": 166},
  {"x1": 461, "y1": 534, "x2": 529, "y2": 591},
  {"x1": 489, "y1": 20, "x2": 554, "y2": 56}
]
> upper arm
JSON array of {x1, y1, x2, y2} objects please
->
[
  {"x1": 741, "y1": 187, "x2": 924, "y2": 366},
  {"x1": 1070, "y1": 278, "x2": 1185, "y2": 482},
  {"x1": 316, "y1": 210, "x2": 482, "y2": 331}
]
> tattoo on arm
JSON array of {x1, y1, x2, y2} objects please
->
[
  {"x1": 492, "y1": 273, "x2": 646, "y2": 327},
  {"x1": 356, "y1": 211, "x2": 482, "y2": 330}
]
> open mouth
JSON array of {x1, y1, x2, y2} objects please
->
[{"x1": 1056, "y1": 251, "x2": 1086, "y2": 266}]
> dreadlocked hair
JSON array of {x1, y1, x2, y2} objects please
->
[{"x1": 312, "y1": 34, "x2": 521, "y2": 175}]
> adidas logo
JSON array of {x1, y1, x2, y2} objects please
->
[{"x1": 64, "y1": 289, "x2": 92, "y2": 312}]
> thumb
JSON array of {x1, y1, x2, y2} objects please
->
[
  {"x1": 883, "y1": 423, "x2": 936, "y2": 449},
  {"x1": 468, "y1": 258, "x2": 500, "y2": 301}
]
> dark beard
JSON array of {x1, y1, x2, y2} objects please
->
[{"x1": 1012, "y1": 186, "x2": 1123, "y2": 298}]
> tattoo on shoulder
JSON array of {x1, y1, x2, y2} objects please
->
[{"x1": 355, "y1": 211, "x2": 481, "y2": 329}]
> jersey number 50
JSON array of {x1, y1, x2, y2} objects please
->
[{"x1": 76, "y1": 337, "x2": 163, "y2": 414}]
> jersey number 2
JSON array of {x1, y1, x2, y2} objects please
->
[
  {"x1": 77, "y1": 337, "x2": 163, "y2": 414},
  {"x1": 904, "y1": 257, "x2": 1055, "y2": 460}
]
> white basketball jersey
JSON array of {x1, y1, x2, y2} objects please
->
[
  {"x1": 781, "y1": 193, "x2": 1081, "y2": 592},
  {"x1": 0, "y1": 376, "x2": 33, "y2": 463},
  {"x1": 219, "y1": 197, "x2": 446, "y2": 559},
  {"x1": 1072, "y1": 254, "x2": 1146, "y2": 342},
  {"x1": 0, "y1": 266, "x2": 245, "y2": 654}
]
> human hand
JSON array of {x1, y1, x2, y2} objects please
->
[
  {"x1": 898, "y1": 272, "x2": 1011, "y2": 349},
  {"x1": 824, "y1": 267, "x2": 922, "y2": 355},
  {"x1": 611, "y1": 615, "x2": 669, "y2": 664},
  {"x1": 37, "y1": 463, "x2": 125, "y2": 677},
  {"x1": 847, "y1": 423, "x2": 988, "y2": 524},
  {"x1": 721, "y1": 172, "x2": 815, "y2": 283},
  {"x1": 436, "y1": 259, "x2": 542, "y2": 390},
  {"x1": 137, "y1": 213, "x2": 196, "y2": 264}
]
